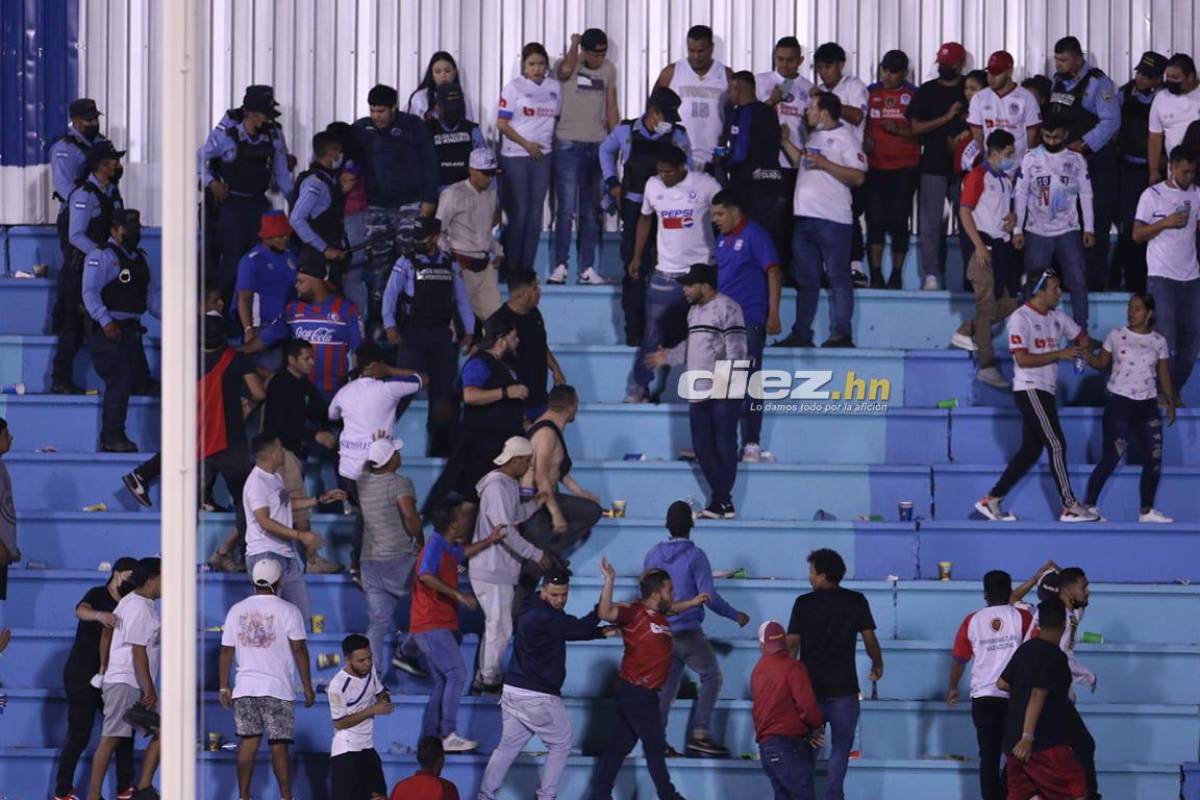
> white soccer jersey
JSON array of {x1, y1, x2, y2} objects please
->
[
  {"x1": 328, "y1": 667, "x2": 385, "y2": 756},
  {"x1": 1135, "y1": 180, "x2": 1200, "y2": 281},
  {"x1": 640, "y1": 169, "x2": 722, "y2": 274},
  {"x1": 328, "y1": 376, "x2": 422, "y2": 480},
  {"x1": 669, "y1": 59, "x2": 729, "y2": 167},
  {"x1": 1014, "y1": 146, "x2": 1094, "y2": 237},
  {"x1": 817, "y1": 74, "x2": 869, "y2": 140},
  {"x1": 952, "y1": 604, "x2": 1033, "y2": 699},
  {"x1": 791, "y1": 124, "x2": 867, "y2": 225},
  {"x1": 1007, "y1": 303, "x2": 1082, "y2": 394},
  {"x1": 1148, "y1": 85, "x2": 1200, "y2": 156},
  {"x1": 756, "y1": 70, "x2": 815, "y2": 167},
  {"x1": 960, "y1": 163, "x2": 1015, "y2": 241},
  {"x1": 968, "y1": 85, "x2": 1042, "y2": 164},
  {"x1": 498, "y1": 76, "x2": 562, "y2": 158}
]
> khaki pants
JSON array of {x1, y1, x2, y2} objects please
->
[
  {"x1": 460, "y1": 263, "x2": 502, "y2": 326},
  {"x1": 959, "y1": 251, "x2": 1020, "y2": 368},
  {"x1": 281, "y1": 449, "x2": 311, "y2": 532}
]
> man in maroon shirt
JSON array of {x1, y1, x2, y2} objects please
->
[
  {"x1": 752, "y1": 620, "x2": 825, "y2": 800},
  {"x1": 589, "y1": 557, "x2": 709, "y2": 800},
  {"x1": 389, "y1": 735, "x2": 460, "y2": 800}
]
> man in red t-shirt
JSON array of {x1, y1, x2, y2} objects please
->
[
  {"x1": 390, "y1": 735, "x2": 461, "y2": 800},
  {"x1": 864, "y1": 49, "x2": 921, "y2": 289},
  {"x1": 751, "y1": 620, "x2": 825, "y2": 799},
  {"x1": 409, "y1": 500, "x2": 506, "y2": 753},
  {"x1": 589, "y1": 557, "x2": 709, "y2": 800}
]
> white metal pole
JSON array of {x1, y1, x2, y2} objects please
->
[{"x1": 160, "y1": 0, "x2": 199, "y2": 796}]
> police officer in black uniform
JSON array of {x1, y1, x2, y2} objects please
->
[
  {"x1": 51, "y1": 141, "x2": 125, "y2": 395},
  {"x1": 382, "y1": 217, "x2": 475, "y2": 457},
  {"x1": 50, "y1": 98, "x2": 109, "y2": 259},
  {"x1": 1049, "y1": 36, "x2": 1122, "y2": 290},
  {"x1": 82, "y1": 209, "x2": 159, "y2": 452},
  {"x1": 290, "y1": 130, "x2": 350, "y2": 263},
  {"x1": 600, "y1": 86, "x2": 690, "y2": 345},
  {"x1": 1114, "y1": 52, "x2": 1168, "y2": 292},
  {"x1": 429, "y1": 83, "x2": 485, "y2": 190}
]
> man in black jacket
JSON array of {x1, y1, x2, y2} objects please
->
[
  {"x1": 716, "y1": 71, "x2": 787, "y2": 246},
  {"x1": 476, "y1": 569, "x2": 609, "y2": 800}
]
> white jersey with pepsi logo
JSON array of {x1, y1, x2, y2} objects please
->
[
  {"x1": 640, "y1": 170, "x2": 722, "y2": 274},
  {"x1": 669, "y1": 59, "x2": 729, "y2": 167}
]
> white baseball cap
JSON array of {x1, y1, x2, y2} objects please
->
[
  {"x1": 252, "y1": 558, "x2": 284, "y2": 588},
  {"x1": 493, "y1": 436, "x2": 533, "y2": 465},
  {"x1": 469, "y1": 148, "x2": 499, "y2": 172},
  {"x1": 367, "y1": 437, "x2": 403, "y2": 468}
]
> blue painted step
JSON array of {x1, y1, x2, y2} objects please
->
[
  {"x1": 0, "y1": 276, "x2": 161, "y2": 337},
  {"x1": 3, "y1": 225, "x2": 162, "y2": 277},
  {"x1": 0, "y1": 334, "x2": 162, "y2": 394},
  {"x1": 0, "y1": 394, "x2": 160, "y2": 452}
]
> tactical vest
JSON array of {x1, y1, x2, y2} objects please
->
[
  {"x1": 430, "y1": 119, "x2": 479, "y2": 186},
  {"x1": 1049, "y1": 68, "x2": 1106, "y2": 146},
  {"x1": 292, "y1": 166, "x2": 346, "y2": 247},
  {"x1": 100, "y1": 245, "x2": 151, "y2": 314},
  {"x1": 402, "y1": 251, "x2": 457, "y2": 329},
  {"x1": 75, "y1": 181, "x2": 118, "y2": 253},
  {"x1": 461, "y1": 352, "x2": 524, "y2": 434},
  {"x1": 1118, "y1": 81, "x2": 1154, "y2": 164},
  {"x1": 622, "y1": 119, "x2": 686, "y2": 195},
  {"x1": 221, "y1": 126, "x2": 276, "y2": 195}
]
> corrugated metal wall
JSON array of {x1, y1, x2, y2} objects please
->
[{"x1": 3, "y1": 0, "x2": 1199, "y2": 225}]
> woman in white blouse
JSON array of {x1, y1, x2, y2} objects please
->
[
  {"x1": 496, "y1": 42, "x2": 561, "y2": 273},
  {"x1": 407, "y1": 51, "x2": 473, "y2": 122}
]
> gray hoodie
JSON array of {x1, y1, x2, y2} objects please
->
[{"x1": 467, "y1": 469, "x2": 543, "y2": 585}]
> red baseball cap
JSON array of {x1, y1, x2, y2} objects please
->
[
  {"x1": 258, "y1": 210, "x2": 292, "y2": 239},
  {"x1": 986, "y1": 50, "x2": 1015, "y2": 75},
  {"x1": 936, "y1": 42, "x2": 966, "y2": 66},
  {"x1": 759, "y1": 620, "x2": 788, "y2": 654}
]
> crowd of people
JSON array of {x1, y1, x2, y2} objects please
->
[{"x1": 16, "y1": 19, "x2": 1200, "y2": 800}]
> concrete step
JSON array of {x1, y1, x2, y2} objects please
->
[{"x1": 0, "y1": 394, "x2": 160, "y2": 452}]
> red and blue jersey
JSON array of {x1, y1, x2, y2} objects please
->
[{"x1": 260, "y1": 295, "x2": 364, "y2": 398}]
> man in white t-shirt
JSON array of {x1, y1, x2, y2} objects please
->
[
  {"x1": 974, "y1": 269, "x2": 1100, "y2": 524},
  {"x1": 1133, "y1": 145, "x2": 1200, "y2": 397},
  {"x1": 947, "y1": 569, "x2": 1034, "y2": 800},
  {"x1": 776, "y1": 92, "x2": 866, "y2": 348},
  {"x1": 87, "y1": 557, "x2": 162, "y2": 800},
  {"x1": 656, "y1": 24, "x2": 734, "y2": 169},
  {"x1": 244, "y1": 433, "x2": 344, "y2": 620},
  {"x1": 218, "y1": 558, "x2": 314, "y2": 800},
  {"x1": 968, "y1": 50, "x2": 1042, "y2": 171},
  {"x1": 624, "y1": 144, "x2": 722, "y2": 401},
  {"x1": 1147, "y1": 54, "x2": 1200, "y2": 182},
  {"x1": 328, "y1": 634, "x2": 393, "y2": 800}
]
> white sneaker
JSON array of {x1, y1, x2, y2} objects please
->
[
  {"x1": 578, "y1": 267, "x2": 608, "y2": 285},
  {"x1": 1085, "y1": 505, "x2": 1107, "y2": 522},
  {"x1": 923, "y1": 274, "x2": 941, "y2": 291},
  {"x1": 950, "y1": 331, "x2": 978, "y2": 352},
  {"x1": 976, "y1": 366, "x2": 1011, "y2": 389},
  {"x1": 974, "y1": 495, "x2": 1017, "y2": 521},
  {"x1": 624, "y1": 387, "x2": 649, "y2": 404},
  {"x1": 1060, "y1": 503, "x2": 1101, "y2": 523},
  {"x1": 742, "y1": 443, "x2": 762, "y2": 462},
  {"x1": 442, "y1": 732, "x2": 478, "y2": 752},
  {"x1": 1139, "y1": 508, "x2": 1174, "y2": 523},
  {"x1": 547, "y1": 263, "x2": 569, "y2": 284}
]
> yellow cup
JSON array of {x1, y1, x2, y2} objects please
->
[
  {"x1": 938, "y1": 561, "x2": 953, "y2": 581},
  {"x1": 311, "y1": 614, "x2": 325, "y2": 634},
  {"x1": 612, "y1": 500, "x2": 627, "y2": 518}
]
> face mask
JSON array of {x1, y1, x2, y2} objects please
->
[
  {"x1": 442, "y1": 108, "x2": 464, "y2": 127},
  {"x1": 1043, "y1": 141, "x2": 1066, "y2": 153},
  {"x1": 998, "y1": 157, "x2": 1016, "y2": 172},
  {"x1": 331, "y1": 153, "x2": 345, "y2": 170},
  {"x1": 653, "y1": 120, "x2": 673, "y2": 135},
  {"x1": 82, "y1": 123, "x2": 101, "y2": 139},
  {"x1": 937, "y1": 65, "x2": 960, "y2": 81},
  {"x1": 123, "y1": 223, "x2": 142, "y2": 250},
  {"x1": 1166, "y1": 81, "x2": 1185, "y2": 95}
]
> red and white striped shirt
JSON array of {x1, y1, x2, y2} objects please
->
[{"x1": 952, "y1": 604, "x2": 1034, "y2": 699}]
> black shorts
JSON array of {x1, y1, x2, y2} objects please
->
[{"x1": 331, "y1": 748, "x2": 387, "y2": 799}]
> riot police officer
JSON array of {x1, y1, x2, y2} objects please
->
[
  {"x1": 429, "y1": 83, "x2": 486, "y2": 191},
  {"x1": 382, "y1": 217, "x2": 475, "y2": 457},
  {"x1": 82, "y1": 209, "x2": 160, "y2": 452},
  {"x1": 50, "y1": 98, "x2": 109, "y2": 256},
  {"x1": 290, "y1": 131, "x2": 351, "y2": 262},
  {"x1": 1115, "y1": 51, "x2": 1167, "y2": 292},
  {"x1": 201, "y1": 88, "x2": 294, "y2": 301},
  {"x1": 51, "y1": 141, "x2": 125, "y2": 395},
  {"x1": 1049, "y1": 36, "x2": 1121, "y2": 289}
]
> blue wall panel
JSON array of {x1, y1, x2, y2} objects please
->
[{"x1": 0, "y1": 0, "x2": 77, "y2": 167}]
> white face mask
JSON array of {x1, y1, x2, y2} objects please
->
[{"x1": 653, "y1": 120, "x2": 673, "y2": 135}]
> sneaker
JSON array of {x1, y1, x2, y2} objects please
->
[
  {"x1": 869, "y1": 268, "x2": 886, "y2": 289},
  {"x1": 100, "y1": 436, "x2": 139, "y2": 453},
  {"x1": 976, "y1": 366, "x2": 1011, "y2": 389},
  {"x1": 922, "y1": 274, "x2": 941, "y2": 291},
  {"x1": 742, "y1": 443, "x2": 763, "y2": 463},
  {"x1": 306, "y1": 553, "x2": 343, "y2": 574},
  {"x1": 623, "y1": 387, "x2": 649, "y2": 404},
  {"x1": 886, "y1": 270, "x2": 903, "y2": 291},
  {"x1": 50, "y1": 381, "x2": 85, "y2": 395},
  {"x1": 200, "y1": 499, "x2": 229, "y2": 513},
  {"x1": 547, "y1": 263, "x2": 569, "y2": 284},
  {"x1": 974, "y1": 495, "x2": 1017, "y2": 522},
  {"x1": 208, "y1": 549, "x2": 244, "y2": 573},
  {"x1": 821, "y1": 335, "x2": 855, "y2": 348},
  {"x1": 578, "y1": 267, "x2": 608, "y2": 285},
  {"x1": 122, "y1": 471, "x2": 152, "y2": 508},
  {"x1": 54, "y1": 793, "x2": 82, "y2": 800},
  {"x1": 392, "y1": 653, "x2": 429, "y2": 678},
  {"x1": 664, "y1": 744, "x2": 684, "y2": 758},
  {"x1": 700, "y1": 501, "x2": 725, "y2": 520},
  {"x1": 1139, "y1": 508, "x2": 1174, "y2": 523},
  {"x1": 131, "y1": 788, "x2": 159, "y2": 800},
  {"x1": 721, "y1": 502, "x2": 736, "y2": 519},
  {"x1": 1085, "y1": 505, "x2": 1108, "y2": 522},
  {"x1": 851, "y1": 268, "x2": 869, "y2": 288},
  {"x1": 116, "y1": 789, "x2": 134, "y2": 800},
  {"x1": 1059, "y1": 503, "x2": 1101, "y2": 523},
  {"x1": 771, "y1": 333, "x2": 814, "y2": 348},
  {"x1": 685, "y1": 733, "x2": 730, "y2": 758},
  {"x1": 442, "y1": 732, "x2": 479, "y2": 752},
  {"x1": 950, "y1": 331, "x2": 978, "y2": 352}
]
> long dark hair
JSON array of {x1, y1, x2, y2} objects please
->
[
  {"x1": 1130, "y1": 292, "x2": 1157, "y2": 328},
  {"x1": 408, "y1": 51, "x2": 460, "y2": 114}
]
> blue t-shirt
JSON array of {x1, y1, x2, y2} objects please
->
[
  {"x1": 461, "y1": 356, "x2": 493, "y2": 389},
  {"x1": 234, "y1": 243, "x2": 298, "y2": 327},
  {"x1": 715, "y1": 219, "x2": 779, "y2": 327}
]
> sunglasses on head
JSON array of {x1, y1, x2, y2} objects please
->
[{"x1": 1032, "y1": 268, "x2": 1057, "y2": 295}]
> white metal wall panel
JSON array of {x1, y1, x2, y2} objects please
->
[{"x1": 5, "y1": 0, "x2": 1200, "y2": 225}]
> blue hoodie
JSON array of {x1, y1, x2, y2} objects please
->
[{"x1": 643, "y1": 537, "x2": 741, "y2": 632}]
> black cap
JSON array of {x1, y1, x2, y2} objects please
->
[
  {"x1": 368, "y1": 83, "x2": 399, "y2": 107},
  {"x1": 413, "y1": 216, "x2": 442, "y2": 238},
  {"x1": 86, "y1": 140, "x2": 126, "y2": 169},
  {"x1": 581, "y1": 28, "x2": 608, "y2": 52},
  {"x1": 679, "y1": 263, "x2": 718, "y2": 287},
  {"x1": 436, "y1": 82, "x2": 466, "y2": 109},
  {"x1": 647, "y1": 86, "x2": 682, "y2": 123},
  {"x1": 114, "y1": 208, "x2": 141, "y2": 227},
  {"x1": 243, "y1": 85, "x2": 280, "y2": 118},
  {"x1": 297, "y1": 247, "x2": 331, "y2": 280},
  {"x1": 1136, "y1": 51, "x2": 1168, "y2": 79},
  {"x1": 68, "y1": 98, "x2": 101, "y2": 121},
  {"x1": 483, "y1": 315, "x2": 517, "y2": 342},
  {"x1": 880, "y1": 49, "x2": 909, "y2": 74}
]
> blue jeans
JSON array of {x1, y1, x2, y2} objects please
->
[
  {"x1": 590, "y1": 680, "x2": 678, "y2": 800},
  {"x1": 500, "y1": 154, "x2": 553, "y2": 273},
  {"x1": 690, "y1": 399, "x2": 740, "y2": 505},
  {"x1": 759, "y1": 735, "x2": 817, "y2": 800},
  {"x1": 1022, "y1": 231, "x2": 1089, "y2": 329},
  {"x1": 742, "y1": 323, "x2": 766, "y2": 447},
  {"x1": 553, "y1": 140, "x2": 602, "y2": 272},
  {"x1": 629, "y1": 271, "x2": 688, "y2": 392},
  {"x1": 790, "y1": 216, "x2": 854, "y2": 342},
  {"x1": 413, "y1": 628, "x2": 465, "y2": 739},
  {"x1": 360, "y1": 555, "x2": 419, "y2": 678},
  {"x1": 245, "y1": 552, "x2": 310, "y2": 620},
  {"x1": 658, "y1": 628, "x2": 722, "y2": 736},
  {"x1": 1148, "y1": 275, "x2": 1200, "y2": 393},
  {"x1": 818, "y1": 695, "x2": 860, "y2": 800}
]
